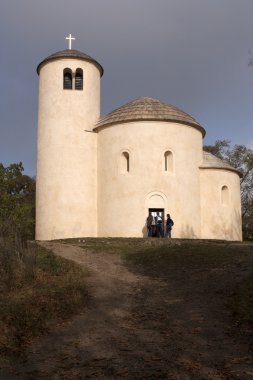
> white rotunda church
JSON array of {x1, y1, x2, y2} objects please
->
[{"x1": 36, "y1": 39, "x2": 242, "y2": 241}]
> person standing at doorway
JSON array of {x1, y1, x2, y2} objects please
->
[
  {"x1": 166, "y1": 214, "x2": 174, "y2": 238},
  {"x1": 146, "y1": 213, "x2": 153, "y2": 237},
  {"x1": 156, "y1": 212, "x2": 163, "y2": 237}
]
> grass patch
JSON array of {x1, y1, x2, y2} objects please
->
[
  {"x1": 58, "y1": 237, "x2": 148, "y2": 255},
  {"x1": 230, "y1": 274, "x2": 253, "y2": 324},
  {"x1": 123, "y1": 242, "x2": 236, "y2": 272},
  {"x1": 124, "y1": 242, "x2": 253, "y2": 327},
  {"x1": 59, "y1": 237, "x2": 253, "y2": 326},
  {"x1": 0, "y1": 243, "x2": 88, "y2": 360}
]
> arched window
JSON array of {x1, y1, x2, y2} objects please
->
[
  {"x1": 75, "y1": 68, "x2": 83, "y2": 90},
  {"x1": 164, "y1": 151, "x2": 173, "y2": 172},
  {"x1": 221, "y1": 185, "x2": 229, "y2": 206},
  {"x1": 121, "y1": 151, "x2": 130, "y2": 173},
  {"x1": 63, "y1": 68, "x2": 72, "y2": 89}
]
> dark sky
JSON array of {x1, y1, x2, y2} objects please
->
[{"x1": 1, "y1": 0, "x2": 253, "y2": 175}]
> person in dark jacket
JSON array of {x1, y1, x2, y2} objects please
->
[
  {"x1": 146, "y1": 213, "x2": 154, "y2": 237},
  {"x1": 166, "y1": 213, "x2": 174, "y2": 238}
]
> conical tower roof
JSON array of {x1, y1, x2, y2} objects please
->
[
  {"x1": 37, "y1": 49, "x2": 103, "y2": 76},
  {"x1": 95, "y1": 97, "x2": 205, "y2": 136},
  {"x1": 201, "y1": 151, "x2": 242, "y2": 177}
]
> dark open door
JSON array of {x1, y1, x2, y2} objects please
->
[{"x1": 148, "y1": 208, "x2": 164, "y2": 237}]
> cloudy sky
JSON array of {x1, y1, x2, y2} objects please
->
[{"x1": 1, "y1": 0, "x2": 253, "y2": 175}]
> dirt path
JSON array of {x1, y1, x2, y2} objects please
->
[{"x1": 5, "y1": 241, "x2": 253, "y2": 379}]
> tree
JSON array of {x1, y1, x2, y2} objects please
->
[
  {"x1": 0, "y1": 162, "x2": 35, "y2": 247},
  {"x1": 204, "y1": 141, "x2": 253, "y2": 240}
]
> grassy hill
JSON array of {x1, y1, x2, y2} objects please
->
[{"x1": 1, "y1": 238, "x2": 252, "y2": 376}]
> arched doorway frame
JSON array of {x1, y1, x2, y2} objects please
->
[{"x1": 144, "y1": 191, "x2": 168, "y2": 237}]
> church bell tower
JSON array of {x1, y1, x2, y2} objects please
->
[{"x1": 36, "y1": 35, "x2": 103, "y2": 240}]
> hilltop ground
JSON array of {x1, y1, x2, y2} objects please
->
[{"x1": 2, "y1": 238, "x2": 253, "y2": 379}]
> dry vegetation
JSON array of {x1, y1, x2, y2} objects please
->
[
  {"x1": 0, "y1": 242, "x2": 88, "y2": 363},
  {"x1": 60, "y1": 237, "x2": 253, "y2": 325},
  {"x1": 1, "y1": 238, "x2": 253, "y2": 379},
  {"x1": 60, "y1": 237, "x2": 253, "y2": 324}
]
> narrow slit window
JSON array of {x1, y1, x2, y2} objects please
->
[
  {"x1": 63, "y1": 68, "x2": 72, "y2": 89},
  {"x1": 164, "y1": 151, "x2": 173, "y2": 172},
  {"x1": 221, "y1": 185, "x2": 229, "y2": 206},
  {"x1": 121, "y1": 151, "x2": 130, "y2": 173},
  {"x1": 75, "y1": 68, "x2": 83, "y2": 90}
]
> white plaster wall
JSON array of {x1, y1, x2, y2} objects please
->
[
  {"x1": 36, "y1": 58, "x2": 100, "y2": 240},
  {"x1": 97, "y1": 121, "x2": 203, "y2": 238},
  {"x1": 200, "y1": 169, "x2": 242, "y2": 240}
]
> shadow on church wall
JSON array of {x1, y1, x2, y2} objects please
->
[
  {"x1": 179, "y1": 225, "x2": 198, "y2": 239},
  {"x1": 141, "y1": 209, "x2": 242, "y2": 240},
  {"x1": 142, "y1": 224, "x2": 148, "y2": 238},
  {"x1": 217, "y1": 209, "x2": 242, "y2": 241},
  {"x1": 202, "y1": 209, "x2": 242, "y2": 241}
]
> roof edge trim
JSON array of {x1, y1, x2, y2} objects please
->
[
  {"x1": 37, "y1": 51, "x2": 104, "y2": 76},
  {"x1": 93, "y1": 117, "x2": 206, "y2": 137},
  {"x1": 199, "y1": 166, "x2": 242, "y2": 178}
]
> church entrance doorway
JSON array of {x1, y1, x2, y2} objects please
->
[{"x1": 148, "y1": 208, "x2": 165, "y2": 237}]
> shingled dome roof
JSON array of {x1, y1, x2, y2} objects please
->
[
  {"x1": 201, "y1": 151, "x2": 242, "y2": 177},
  {"x1": 37, "y1": 49, "x2": 103, "y2": 76},
  {"x1": 95, "y1": 97, "x2": 205, "y2": 136}
]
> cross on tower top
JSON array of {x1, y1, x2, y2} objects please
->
[{"x1": 65, "y1": 34, "x2": 76, "y2": 50}]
